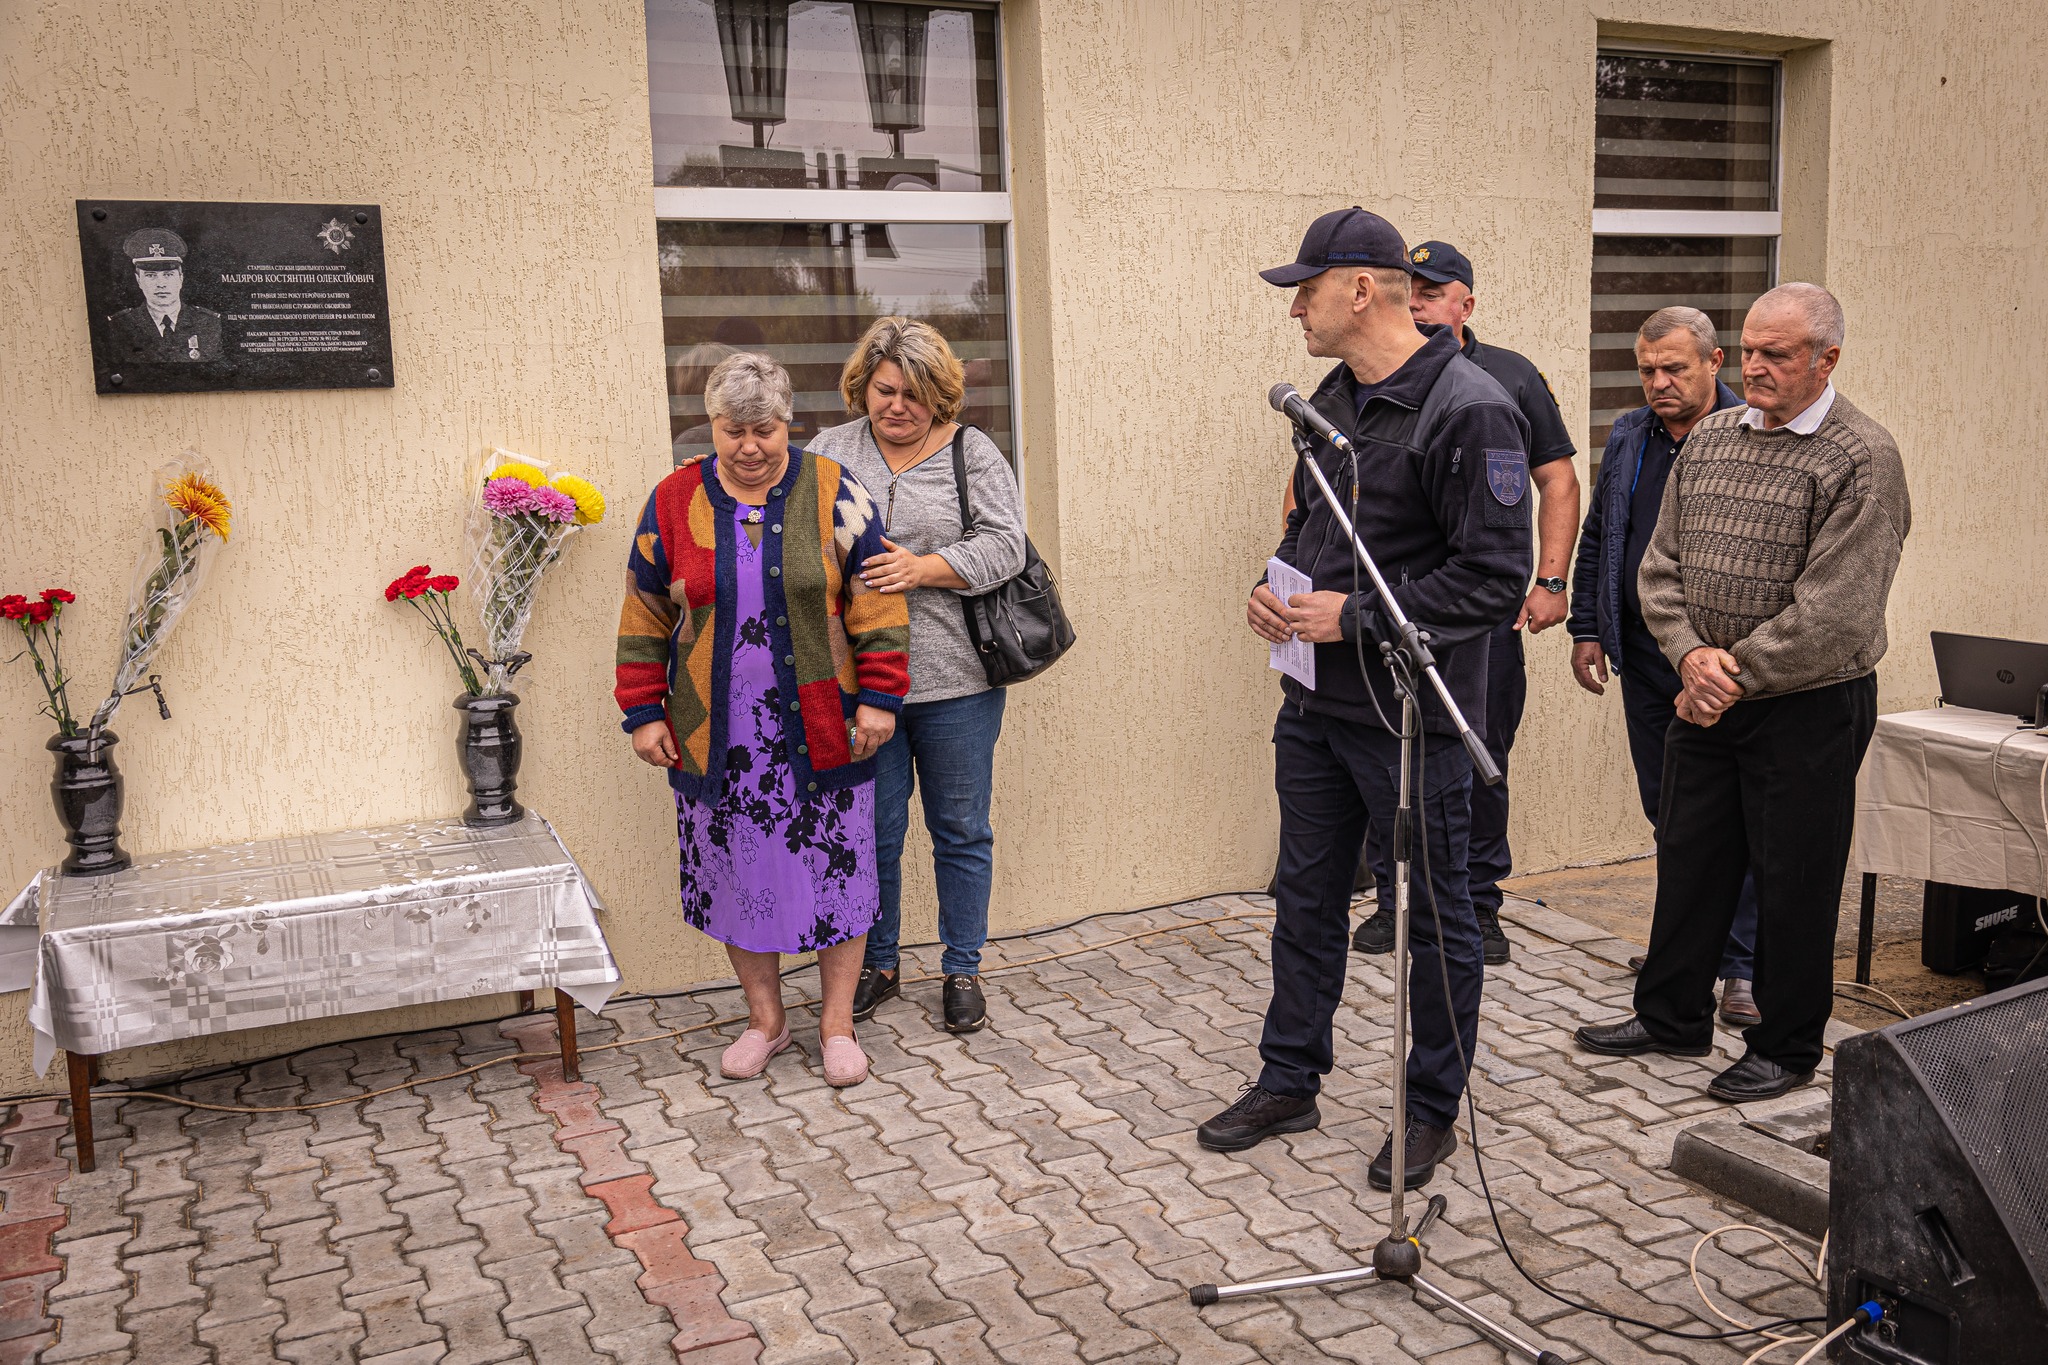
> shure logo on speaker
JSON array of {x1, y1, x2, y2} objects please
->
[{"x1": 1975, "y1": 904, "x2": 2022, "y2": 932}]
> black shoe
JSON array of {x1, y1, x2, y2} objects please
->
[
  {"x1": 1707, "y1": 1051, "x2": 1814, "y2": 1103},
  {"x1": 942, "y1": 974, "x2": 987, "y2": 1033},
  {"x1": 851, "y1": 966, "x2": 899, "y2": 1022},
  {"x1": 1351, "y1": 909, "x2": 1395, "y2": 955},
  {"x1": 1574, "y1": 1016, "x2": 1712, "y2": 1058},
  {"x1": 1476, "y1": 910, "x2": 1511, "y2": 965},
  {"x1": 1627, "y1": 954, "x2": 1647, "y2": 973},
  {"x1": 1196, "y1": 1085, "x2": 1321, "y2": 1152},
  {"x1": 1368, "y1": 1119, "x2": 1459, "y2": 1191}
]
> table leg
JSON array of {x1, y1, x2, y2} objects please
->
[
  {"x1": 66, "y1": 1052, "x2": 96, "y2": 1174},
  {"x1": 1857, "y1": 872, "x2": 1879, "y2": 986},
  {"x1": 555, "y1": 989, "x2": 580, "y2": 1083}
]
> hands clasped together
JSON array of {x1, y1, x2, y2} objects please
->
[
  {"x1": 1247, "y1": 583, "x2": 1350, "y2": 645},
  {"x1": 1676, "y1": 646, "x2": 1744, "y2": 727}
]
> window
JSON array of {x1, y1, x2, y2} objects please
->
[
  {"x1": 1588, "y1": 50, "x2": 1780, "y2": 470},
  {"x1": 648, "y1": 0, "x2": 1015, "y2": 466}
]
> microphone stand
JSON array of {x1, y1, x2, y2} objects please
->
[{"x1": 1190, "y1": 430, "x2": 1567, "y2": 1365}]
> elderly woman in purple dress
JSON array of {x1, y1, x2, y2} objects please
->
[{"x1": 616, "y1": 354, "x2": 910, "y2": 1087}]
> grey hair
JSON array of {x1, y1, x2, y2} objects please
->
[
  {"x1": 1752, "y1": 282, "x2": 1846, "y2": 366},
  {"x1": 704, "y1": 352, "x2": 793, "y2": 426},
  {"x1": 1636, "y1": 306, "x2": 1718, "y2": 363}
]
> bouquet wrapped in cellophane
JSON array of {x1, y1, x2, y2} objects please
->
[
  {"x1": 89, "y1": 456, "x2": 233, "y2": 745},
  {"x1": 464, "y1": 448, "x2": 605, "y2": 695}
]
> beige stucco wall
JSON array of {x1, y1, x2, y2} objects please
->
[{"x1": 3, "y1": 0, "x2": 2043, "y2": 1094}]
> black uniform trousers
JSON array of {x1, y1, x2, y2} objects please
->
[
  {"x1": 1617, "y1": 615, "x2": 1758, "y2": 980},
  {"x1": 1366, "y1": 620, "x2": 1523, "y2": 918},
  {"x1": 1633, "y1": 674, "x2": 1877, "y2": 1072},
  {"x1": 1260, "y1": 705, "x2": 1483, "y2": 1129}
]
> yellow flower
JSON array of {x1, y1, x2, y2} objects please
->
[
  {"x1": 487, "y1": 461, "x2": 548, "y2": 488},
  {"x1": 549, "y1": 474, "x2": 606, "y2": 526},
  {"x1": 164, "y1": 471, "x2": 233, "y2": 541}
]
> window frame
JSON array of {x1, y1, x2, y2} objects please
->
[{"x1": 649, "y1": 0, "x2": 1023, "y2": 498}]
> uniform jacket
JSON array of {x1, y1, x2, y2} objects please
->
[
  {"x1": 1269, "y1": 326, "x2": 1533, "y2": 736},
  {"x1": 1565, "y1": 381, "x2": 1740, "y2": 667},
  {"x1": 106, "y1": 305, "x2": 223, "y2": 362},
  {"x1": 615, "y1": 452, "x2": 910, "y2": 802}
]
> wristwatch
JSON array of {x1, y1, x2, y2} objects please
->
[{"x1": 1534, "y1": 576, "x2": 1567, "y2": 594}]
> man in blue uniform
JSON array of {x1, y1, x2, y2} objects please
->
[
  {"x1": 1199, "y1": 208, "x2": 1530, "y2": 1191},
  {"x1": 1565, "y1": 305, "x2": 1760, "y2": 1027},
  {"x1": 1349, "y1": 241, "x2": 1579, "y2": 967},
  {"x1": 105, "y1": 228, "x2": 223, "y2": 363}
]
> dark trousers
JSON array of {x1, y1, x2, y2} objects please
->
[
  {"x1": 1618, "y1": 617, "x2": 1757, "y2": 980},
  {"x1": 1261, "y1": 706, "x2": 1483, "y2": 1129},
  {"x1": 1366, "y1": 620, "x2": 1524, "y2": 919},
  {"x1": 1633, "y1": 674, "x2": 1878, "y2": 1072}
]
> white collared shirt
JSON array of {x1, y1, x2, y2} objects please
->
[{"x1": 1738, "y1": 382, "x2": 1836, "y2": 434}]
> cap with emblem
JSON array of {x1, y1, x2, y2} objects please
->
[
  {"x1": 1406, "y1": 240, "x2": 1473, "y2": 290},
  {"x1": 122, "y1": 228, "x2": 188, "y2": 269},
  {"x1": 1260, "y1": 207, "x2": 1412, "y2": 287}
]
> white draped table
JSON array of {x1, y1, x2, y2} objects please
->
[
  {"x1": 2, "y1": 812, "x2": 621, "y2": 1170},
  {"x1": 1849, "y1": 707, "x2": 2048, "y2": 981}
]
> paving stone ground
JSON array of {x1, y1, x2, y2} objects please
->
[{"x1": 0, "y1": 893, "x2": 1844, "y2": 1364}]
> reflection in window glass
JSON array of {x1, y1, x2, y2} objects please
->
[
  {"x1": 1595, "y1": 53, "x2": 1777, "y2": 213},
  {"x1": 1587, "y1": 235, "x2": 1773, "y2": 468},
  {"x1": 647, "y1": 0, "x2": 1003, "y2": 191},
  {"x1": 659, "y1": 220, "x2": 1013, "y2": 465}
]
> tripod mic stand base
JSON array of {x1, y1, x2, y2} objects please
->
[{"x1": 1372, "y1": 1233, "x2": 1421, "y2": 1280}]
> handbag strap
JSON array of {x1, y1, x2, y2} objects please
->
[{"x1": 949, "y1": 424, "x2": 976, "y2": 533}]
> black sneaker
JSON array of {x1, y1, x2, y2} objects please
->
[
  {"x1": 1195, "y1": 1085, "x2": 1320, "y2": 1152},
  {"x1": 1367, "y1": 1119, "x2": 1458, "y2": 1191},
  {"x1": 942, "y1": 975, "x2": 987, "y2": 1033},
  {"x1": 851, "y1": 966, "x2": 899, "y2": 1022},
  {"x1": 1351, "y1": 908, "x2": 1395, "y2": 955},
  {"x1": 1476, "y1": 909, "x2": 1511, "y2": 965}
]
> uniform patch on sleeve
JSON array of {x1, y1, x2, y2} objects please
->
[{"x1": 1485, "y1": 449, "x2": 1527, "y2": 505}]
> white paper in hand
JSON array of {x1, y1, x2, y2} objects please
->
[{"x1": 1265, "y1": 557, "x2": 1315, "y2": 690}]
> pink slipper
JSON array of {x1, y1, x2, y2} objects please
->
[
  {"x1": 821, "y1": 1033, "x2": 869, "y2": 1088},
  {"x1": 720, "y1": 1024, "x2": 791, "y2": 1079}
]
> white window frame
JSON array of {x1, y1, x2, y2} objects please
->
[{"x1": 650, "y1": 2, "x2": 1023, "y2": 493}]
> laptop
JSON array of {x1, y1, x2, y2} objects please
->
[{"x1": 1931, "y1": 631, "x2": 2048, "y2": 721}]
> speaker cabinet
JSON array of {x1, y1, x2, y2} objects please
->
[{"x1": 1829, "y1": 976, "x2": 2048, "y2": 1363}]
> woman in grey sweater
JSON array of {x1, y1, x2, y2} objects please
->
[{"x1": 812, "y1": 318, "x2": 1025, "y2": 1032}]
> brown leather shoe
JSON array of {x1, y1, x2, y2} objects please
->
[{"x1": 1718, "y1": 978, "x2": 1761, "y2": 1027}]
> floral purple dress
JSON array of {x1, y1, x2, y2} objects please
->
[{"x1": 675, "y1": 500, "x2": 878, "y2": 954}]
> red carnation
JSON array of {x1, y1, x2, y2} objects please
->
[
  {"x1": 0, "y1": 595, "x2": 27, "y2": 621},
  {"x1": 428, "y1": 575, "x2": 459, "y2": 593},
  {"x1": 25, "y1": 601, "x2": 53, "y2": 624},
  {"x1": 40, "y1": 588, "x2": 76, "y2": 605}
]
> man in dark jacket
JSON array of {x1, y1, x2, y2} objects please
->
[
  {"x1": 1198, "y1": 207, "x2": 1530, "y2": 1192},
  {"x1": 1565, "y1": 306, "x2": 1760, "y2": 1026}
]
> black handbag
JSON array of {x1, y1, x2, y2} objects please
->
[{"x1": 949, "y1": 427, "x2": 1075, "y2": 686}]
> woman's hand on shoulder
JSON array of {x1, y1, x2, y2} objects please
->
[
  {"x1": 632, "y1": 720, "x2": 678, "y2": 768},
  {"x1": 675, "y1": 452, "x2": 708, "y2": 469}
]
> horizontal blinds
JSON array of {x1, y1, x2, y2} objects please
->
[
  {"x1": 1587, "y1": 235, "x2": 1773, "y2": 465},
  {"x1": 658, "y1": 220, "x2": 1013, "y2": 466},
  {"x1": 1594, "y1": 53, "x2": 1776, "y2": 213}
]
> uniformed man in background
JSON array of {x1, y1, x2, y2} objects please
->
[
  {"x1": 1349, "y1": 240, "x2": 1580, "y2": 968},
  {"x1": 106, "y1": 228, "x2": 223, "y2": 363}
]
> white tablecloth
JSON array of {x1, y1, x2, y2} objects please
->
[
  {"x1": 2, "y1": 812, "x2": 622, "y2": 1076},
  {"x1": 1851, "y1": 707, "x2": 2048, "y2": 897}
]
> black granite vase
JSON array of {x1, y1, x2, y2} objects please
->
[
  {"x1": 455, "y1": 693, "x2": 524, "y2": 826},
  {"x1": 49, "y1": 731, "x2": 130, "y2": 875}
]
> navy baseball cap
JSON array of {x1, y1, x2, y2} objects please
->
[
  {"x1": 1260, "y1": 207, "x2": 1412, "y2": 287},
  {"x1": 1406, "y1": 240, "x2": 1474, "y2": 290}
]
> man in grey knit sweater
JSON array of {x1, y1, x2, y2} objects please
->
[{"x1": 1575, "y1": 283, "x2": 1911, "y2": 1102}]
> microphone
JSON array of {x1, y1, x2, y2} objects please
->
[{"x1": 1268, "y1": 383, "x2": 1353, "y2": 454}]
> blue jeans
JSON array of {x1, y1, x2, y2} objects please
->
[{"x1": 867, "y1": 687, "x2": 1006, "y2": 977}]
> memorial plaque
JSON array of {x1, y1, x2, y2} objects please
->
[{"x1": 76, "y1": 200, "x2": 395, "y2": 394}]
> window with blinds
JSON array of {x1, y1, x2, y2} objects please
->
[
  {"x1": 647, "y1": 0, "x2": 1015, "y2": 468},
  {"x1": 1588, "y1": 50, "x2": 1780, "y2": 470}
]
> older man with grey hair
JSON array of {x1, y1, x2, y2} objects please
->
[{"x1": 1575, "y1": 283, "x2": 1910, "y2": 1103}]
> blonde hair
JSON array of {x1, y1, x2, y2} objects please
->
[
  {"x1": 840, "y1": 316, "x2": 966, "y2": 423},
  {"x1": 704, "y1": 352, "x2": 793, "y2": 426}
]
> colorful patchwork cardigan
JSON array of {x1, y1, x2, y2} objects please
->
[{"x1": 615, "y1": 452, "x2": 910, "y2": 802}]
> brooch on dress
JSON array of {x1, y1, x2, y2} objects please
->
[{"x1": 743, "y1": 507, "x2": 764, "y2": 525}]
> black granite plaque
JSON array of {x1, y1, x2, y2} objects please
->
[{"x1": 76, "y1": 200, "x2": 395, "y2": 394}]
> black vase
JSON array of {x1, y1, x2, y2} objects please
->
[
  {"x1": 49, "y1": 731, "x2": 130, "y2": 875},
  {"x1": 455, "y1": 693, "x2": 525, "y2": 826}
]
